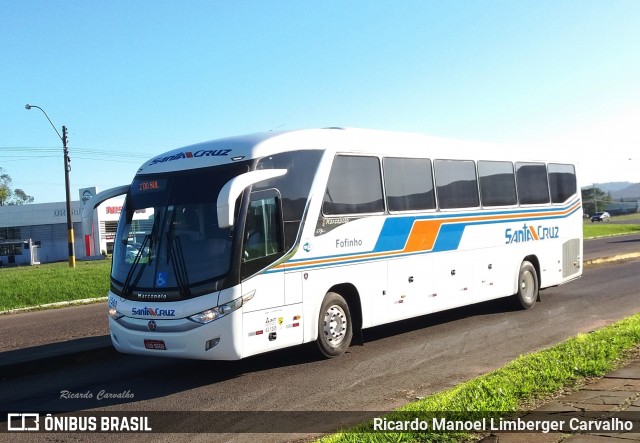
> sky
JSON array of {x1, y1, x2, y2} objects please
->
[{"x1": 1, "y1": 0, "x2": 639, "y2": 204}]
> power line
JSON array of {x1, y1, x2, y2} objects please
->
[
  {"x1": 0, "y1": 146, "x2": 155, "y2": 159},
  {"x1": 0, "y1": 146, "x2": 155, "y2": 163},
  {"x1": 0, "y1": 155, "x2": 148, "y2": 164},
  {"x1": 0, "y1": 156, "x2": 59, "y2": 161}
]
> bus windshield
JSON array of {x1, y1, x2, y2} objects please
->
[{"x1": 111, "y1": 162, "x2": 250, "y2": 301}]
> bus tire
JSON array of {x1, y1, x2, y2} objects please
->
[
  {"x1": 514, "y1": 260, "x2": 538, "y2": 310},
  {"x1": 317, "y1": 292, "x2": 353, "y2": 358}
]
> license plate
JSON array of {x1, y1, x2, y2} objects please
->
[{"x1": 144, "y1": 339, "x2": 167, "y2": 350}]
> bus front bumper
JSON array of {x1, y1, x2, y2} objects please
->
[{"x1": 108, "y1": 311, "x2": 243, "y2": 360}]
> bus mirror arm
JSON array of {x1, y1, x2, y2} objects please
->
[
  {"x1": 81, "y1": 185, "x2": 130, "y2": 256},
  {"x1": 217, "y1": 169, "x2": 287, "y2": 229}
]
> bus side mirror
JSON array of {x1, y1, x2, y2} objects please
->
[
  {"x1": 81, "y1": 185, "x2": 130, "y2": 237},
  {"x1": 81, "y1": 184, "x2": 129, "y2": 257},
  {"x1": 217, "y1": 169, "x2": 287, "y2": 228}
]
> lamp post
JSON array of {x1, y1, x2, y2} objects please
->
[{"x1": 25, "y1": 104, "x2": 75, "y2": 268}]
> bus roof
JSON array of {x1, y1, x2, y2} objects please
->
[{"x1": 135, "y1": 127, "x2": 561, "y2": 175}]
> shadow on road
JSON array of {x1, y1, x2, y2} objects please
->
[{"x1": 609, "y1": 237, "x2": 640, "y2": 244}]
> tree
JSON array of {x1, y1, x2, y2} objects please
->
[
  {"x1": 12, "y1": 189, "x2": 35, "y2": 205},
  {"x1": 581, "y1": 186, "x2": 612, "y2": 215},
  {"x1": 0, "y1": 170, "x2": 11, "y2": 206},
  {"x1": 0, "y1": 167, "x2": 35, "y2": 206}
]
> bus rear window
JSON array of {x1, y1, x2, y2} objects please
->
[{"x1": 548, "y1": 163, "x2": 577, "y2": 203}]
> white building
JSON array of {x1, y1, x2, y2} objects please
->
[{"x1": 0, "y1": 187, "x2": 125, "y2": 266}]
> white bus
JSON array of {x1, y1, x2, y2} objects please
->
[{"x1": 83, "y1": 128, "x2": 582, "y2": 360}]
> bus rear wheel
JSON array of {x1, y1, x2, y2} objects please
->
[
  {"x1": 514, "y1": 260, "x2": 539, "y2": 309},
  {"x1": 317, "y1": 292, "x2": 353, "y2": 358}
]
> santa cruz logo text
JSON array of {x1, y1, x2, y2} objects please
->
[
  {"x1": 150, "y1": 149, "x2": 231, "y2": 165},
  {"x1": 505, "y1": 223, "x2": 559, "y2": 244},
  {"x1": 131, "y1": 307, "x2": 176, "y2": 317}
]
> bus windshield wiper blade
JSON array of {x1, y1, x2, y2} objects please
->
[
  {"x1": 167, "y1": 234, "x2": 191, "y2": 298},
  {"x1": 121, "y1": 234, "x2": 151, "y2": 297}
]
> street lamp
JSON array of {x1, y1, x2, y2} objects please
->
[{"x1": 25, "y1": 104, "x2": 75, "y2": 268}]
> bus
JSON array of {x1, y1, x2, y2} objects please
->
[{"x1": 82, "y1": 128, "x2": 582, "y2": 360}]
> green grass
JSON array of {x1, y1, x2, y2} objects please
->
[
  {"x1": 607, "y1": 213, "x2": 640, "y2": 222},
  {"x1": 583, "y1": 222, "x2": 640, "y2": 239},
  {"x1": 320, "y1": 313, "x2": 640, "y2": 442},
  {"x1": 0, "y1": 259, "x2": 111, "y2": 312}
]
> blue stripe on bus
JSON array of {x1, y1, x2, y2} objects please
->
[{"x1": 271, "y1": 199, "x2": 582, "y2": 273}]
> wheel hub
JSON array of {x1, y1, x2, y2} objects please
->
[
  {"x1": 323, "y1": 305, "x2": 347, "y2": 346},
  {"x1": 521, "y1": 272, "x2": 535, "y2": 300}
]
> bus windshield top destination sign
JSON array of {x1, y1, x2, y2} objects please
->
[{"x1": 133, "y1": 178, "x2": 167, "y2": 194}]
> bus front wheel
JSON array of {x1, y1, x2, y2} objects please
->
[
  {"x1": 317, "y1": 292, "x2": 353, "y2": 358},
  {"x1": 514, "y1": 260, "x2": 539, "y2": 309}
]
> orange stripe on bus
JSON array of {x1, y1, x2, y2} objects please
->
[
  {"x1": 403, "y1": 220, "x2": 443, "y2": 253},
  {"x1": 279, "y1": 200, "x2": 581, "y2": 269}
]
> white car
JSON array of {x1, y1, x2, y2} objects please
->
[
  {"x1": 590, "y1": 212, "x2": 610, "y2": 222},
  {"x1": 125, "y1": 244, "x2": 139, "y2": 260}
]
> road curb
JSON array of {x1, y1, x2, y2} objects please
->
[
  {"x1": 584, "y1": 252, "x2": 640, "y2": 266},
  {"x1": 0, "y1": 297, "x2": 108, "y2": 316},
  {"x1": 0, "y1": 335, "x2": 115, "y2": 380}
]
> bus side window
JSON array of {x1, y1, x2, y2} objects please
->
[
  {"x1": 548, "y1": 163, "x2": 576, "y2": 203},
  {"x1": 242, "y1": 190, "x2": 285, "y2": 277},
  {"x1": 323, "y1": 155, "x2": 384, "y2": 215}
]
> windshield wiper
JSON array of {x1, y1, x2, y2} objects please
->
[
  {"x1": 167, "y1": 234, "x2": 191, "y2": 298},
  {"x1": 121, "y1": 234, "x2": 151, "y2": 297}
]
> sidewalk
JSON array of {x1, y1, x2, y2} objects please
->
[{"x1": 479, "y1": 356, "x2": 640, "y2": 442}]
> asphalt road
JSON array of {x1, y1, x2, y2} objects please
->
[
  {"x1": 1, "y1": 235, "x2": 638, "y2": 353},
  {"x1": 582, "y1": 233, "x2": 640, "y2": 261},
  {"x1": 1, "y1": 237, "x2": 639, "y2": 442}
]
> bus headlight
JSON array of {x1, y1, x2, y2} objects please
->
[
  {"x1": 109, "y1": 307, "x2": 124, "y2": 320},
  {"x1": 188, "y1": 297, "x2": 244, "y2": 325}
]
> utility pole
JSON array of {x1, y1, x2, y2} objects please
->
[
  {"x1": 25, "y1": 104, "x2": 76, "y2": 268},
  {"x1": 63, "y1": 126, "x2": 75, "y2": 267}
]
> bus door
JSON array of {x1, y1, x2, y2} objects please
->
[{"x1": 240, "y1": 189, "x2": 302, "y2": 355}]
